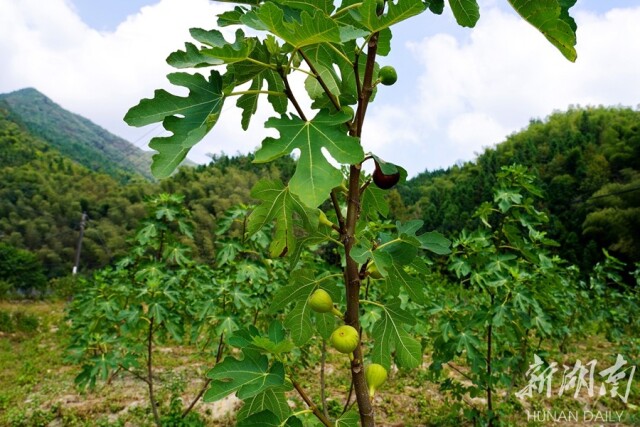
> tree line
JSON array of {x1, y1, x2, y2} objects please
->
[{"x1": 1, "y1": 105, "x2": 638, "y2": 292}]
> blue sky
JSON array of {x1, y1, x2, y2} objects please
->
[{"x1": 1, "y1": 0, "x2": 639, "y2": 176}]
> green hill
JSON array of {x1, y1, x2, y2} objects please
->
[
  {"x1": 0, "y1": 106, "x2": 154, "y2": 277},
  {"x1": 1, "y1": 93, "x2": 637, "y2": 281},
  {"x1": 398, "y1": 106, "x2": 640, "y2": 267},
  {"x1": 0, "y1": 88, "x2": 154, "y2": 181}
]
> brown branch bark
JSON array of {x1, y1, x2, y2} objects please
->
[
  {"x1": 340, "y1": 27, "x2": 382, "y2": 427},
  {"x1": 354, "y1": 32, "x2": 380, "y2": 137},
  {"x1": 147, "y1": 318, "x2": 161, "y2": 426},
  {"x1": 344, "y1": 163, "x2": 375, "y2": 427},
  {"x1": 182, "y1": 332, "x2": 226, "y2": 418},
  {"x1": 292, "y1": 379, "x2": 333, "y2": 427}
]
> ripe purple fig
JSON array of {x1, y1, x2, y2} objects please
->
[{"x1": 372, "y1": 161, "x2": 400, "y2": 190}]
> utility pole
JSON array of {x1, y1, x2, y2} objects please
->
[{"x1": 73, "y1": 212, "x2": 87, "y2": 275}]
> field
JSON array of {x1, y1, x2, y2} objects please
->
[{"x1": 1, "y1": 301, "x2": 637, "y2": 427}]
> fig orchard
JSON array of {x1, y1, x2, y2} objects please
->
[{"x1": 121, "y1": 1, "x2": 579, "y2": 426}]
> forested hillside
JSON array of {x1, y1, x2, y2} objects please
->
[
  {"x1": 0, "y1": 88, "x2": 154, "y2": 181},
  {"x1": 1, "y1": 100, "x2": 638, "y2": 283},
  {"x1": 0, "y1": 107, "x2": 151, "y2": 277},
  {"x1": 0, "y1": 105, "x2": 293, "y2": 280},
  {"x1": 399, "y1": 106, "x2": 640, "y2": 268}
]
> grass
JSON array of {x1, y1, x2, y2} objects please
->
[{"x1": 0, "y1": 301, "x2": 638, "y2": 426}]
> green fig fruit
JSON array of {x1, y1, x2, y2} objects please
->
[
  {"x1": 330, "y1": 325, "x2": 359, "y2": 354},
  {"x1": 318, "y1": 211, "x2": 334, "y2": 228},
  {"x1": 367, "y1": 262, "x2": 383, "y2": 279},
  {"x1": 365, "y1": 363, "x2": 388, "y2": 397},
  {"x1": 378, "y1": 65, "x2": 397, "y2": 86},
  {"x1": 309, "y1": 289, "x2": 343, "y2": 317}
]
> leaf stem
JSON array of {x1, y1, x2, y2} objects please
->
[
  {"x1": 245, "y1": 56, "x2": 277, "y2": 70},
  {"x1": 331, "y1": 2, "x2": 363, "y2": 19},
  {"x1": 278, "y1": 66, "x2": 307, "y2": 121},
  {"x1": 359, "y1": 299, "x2": 385, "y2": 308},
  {"x1": 325, "y1": 43, "x2": 355, "y2": 66},
  {"x1": 289, "y1": 66, "x2": 316, "y2": 77},
  {"x1": 299, "y1": 48, "x2": 341, "y2": 111},
  {"x1": 374, "y1": 237, "x2": 402, "y2": 251}
]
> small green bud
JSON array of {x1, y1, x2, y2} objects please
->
[{"x1": 367, "y1": 262, "x2": 383, "y2": 279}]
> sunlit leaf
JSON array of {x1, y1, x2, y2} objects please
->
[
  {"x1": 359, "y1": 0, "x2": 426, "y2": 32},
  {"x1": 124, "y1": 71, "x2": 225, "y2": 178},
  {"x1": 255, "y1": 110, "x2": 364, "y2": 207},
  {"x1": 242, "y1": 2, "x2": 340, "y2": 48}
]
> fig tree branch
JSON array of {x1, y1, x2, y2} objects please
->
[{"x1": 292, "y1": 379, "x2": 333, "y2": 427}]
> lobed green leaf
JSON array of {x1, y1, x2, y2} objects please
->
[
  {"x1": 205, "y1": 352, "x2": 285, "y2": 402},
  {"x1": 255, "y1": 110, "x2": 364, "y2": 207},
  {"x1": 242, "y1": 2, "x2": 340, "y2": 48},
  {"x1": 448, "y1": 0, "x2": 480, "y2": 28},
  {"x1": 124, "y1": 71, "x2": 225, "y2": 178}
]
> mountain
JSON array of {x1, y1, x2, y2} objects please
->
[{"x1": 0, "y1": 88, "x2": 154, "y2": 181}]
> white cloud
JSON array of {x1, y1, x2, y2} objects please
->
[
  {"x1": 0, "y1": 0, "x2": 259, "y2": 158},
  {"x1": 1, "y1": 1, "x2": 639, "y2": 176},
  {"x1": 380, "y1": 5, "x2": 640, "y2": 175}
]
